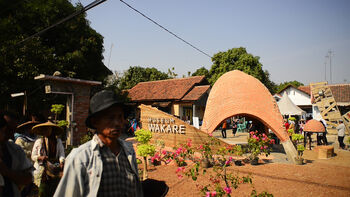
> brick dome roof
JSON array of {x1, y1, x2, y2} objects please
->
[
  {"x1": 304, "y1": 119, "x2": 325, "y2": 132},
  {"x1": 201, "y1": 70, "x2": 289, "y2": 142}
]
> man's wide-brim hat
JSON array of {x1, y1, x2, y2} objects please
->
[
  {"x1": 16, "y1": 121, "x2": 40, "y2": 133},
  {"x1": 86, "y1": 90, "x2": 130, "y2": 129},
  {"x1": 32, "y1": 121, "x2": 64, "y2": 136}
]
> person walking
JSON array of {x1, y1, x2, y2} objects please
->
[
  {"x1": 231, "y1": 117, "x2": 237, "y2": 137},
  {"x1": 221, "y1": 120, "x2": 227, "y2": 138},
  {"x1": 31, "y1": 122, "x2": 65, "y2": 197},
  {"x1": 54, "y1": 90, "x2": 143, "y2": 197},
  {"x1": 336, "y1": 120, "x2": 346, "y2": 149}
]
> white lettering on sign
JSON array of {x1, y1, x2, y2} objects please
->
[{"x1": 146, "y1": 117, "x2": 186, "y2": 134}]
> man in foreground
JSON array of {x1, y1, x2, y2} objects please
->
[{"x1": 54, "y1": 90, "x2": 143, "y2": 197}]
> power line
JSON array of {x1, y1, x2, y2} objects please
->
[
  {"x1": 119, "y1": 0, "x2": 212, "y2": 58},
  {"x1": 16, "y1": 0, "x2": 107, "y2": 46}
]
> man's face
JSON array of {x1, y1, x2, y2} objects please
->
[{"x1": 91, "y1": 105, "x2": 126, "y2": 140}]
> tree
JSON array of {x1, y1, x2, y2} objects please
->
[
  {"x1": 135, "y1": 129, "x2": 155, "y2": 180},
  {"x1": 118, "y1": 66, "x2": 170, "y2": 90},
  {"x1": 192, "y1": 67, "x2": 209, "y2": 79},
  {"x1": 208, "y1": 47, "x2": 277, "y2": 93},
  {"x1": 276, "y1": 80, "x2": 304, "y2": 93},
  {"x1": 0, "y1": 0, "x2": 111, "y2": 111}
]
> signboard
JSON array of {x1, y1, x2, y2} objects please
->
[{"x1": 139, "y1": 104, "x2": 227, "y2": 148}]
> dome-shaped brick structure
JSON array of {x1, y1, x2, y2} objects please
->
[
  {"x1": 201, "y1": 70, "x2": 289, "y2": 142},
  {"x1": 304, "y1": 119, "x2": 326, "y2": 133}
]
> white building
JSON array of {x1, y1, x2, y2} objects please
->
[{"x1": 275, "y1": 84, "x2": 350, "y2": 121}]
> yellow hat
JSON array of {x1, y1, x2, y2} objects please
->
[{"x1": 32, "y1": 121, "x2": 64, "y2": 136}]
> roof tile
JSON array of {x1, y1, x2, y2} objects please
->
[
  {"x1": 128, "y1": 76, "x2": 206, "y2": 101},
  {"x1": 181, "y1": 85, "x2": 210, "y2": 101}
]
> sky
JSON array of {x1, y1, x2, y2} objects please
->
[{"x1": 75, "y1": 0, "x2": 350, "y2": 85}]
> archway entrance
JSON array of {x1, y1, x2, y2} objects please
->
[{"x1": 201, "y1": 70, "x2": 298, "y2": 163}]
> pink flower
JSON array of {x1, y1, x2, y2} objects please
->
[
  {"x1": 198, "y1": 145, "x2": 204, "y2": 150},
  {"x1": 176, "y1": 167, "x2": 182, "y2": 173},
  {"x1": 264, "y1": 145, "x2": 268, "y2": 149},
  {"x1": 260, "y1": 146, "x2": 263, "y2": 150},
  {"x1": 224, "y1": 187, "x2": 232, "y2": 194},
  {"x1": 211, "y1": 191, "x2": 217, "y2": 196},
  {"x1": 225, "y1": 156, "x2": 233, "y2": 165},
  {"x1": 206, "y1": 192, "x2": 211, "y2": 197},
  {"x1": 162, "y1": 150, "x2": 167, "y2": 155},
  {"x1": 187, "y1": 139, "x2": 192, "y2": 147},
  {"x1": 209, "y1": 133, "x2": 213, "y2": 136}
]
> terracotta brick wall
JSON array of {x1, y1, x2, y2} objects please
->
[
  {"x1": 201, "y1": 70, "x2": 289, "y2": 142},
  {"x1": 72, "y1": 85, "x2": 91, "y2": 145}
]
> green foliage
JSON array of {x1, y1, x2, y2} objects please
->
[
  {"x1": 226, "y1": 144, "x2": 243, "y2": 156},
  {"x1": 136, "y1": 144, "x2": 156, "y2": 157},
  {"x1": 170, "y1": 138, "x2": 273, "y2": 196},
  {"x1": 292, "y1": 134, "x2": 304, "y2": 142},
  {"x1": 0, "y1": 0, "x2": 110, "y2": 110},
  {"x1": 192, "y1": 67, "x2": 209, "y2": 79},
  {"x1": 208, "y1": 47, "x2": 277, "y2": 93},
  {"x1": 292, "y1": 133, "x2": 305, "y2": 158},
  {"x1": 57, "y1": 120, "x2": 69, "y2": 128},
  {"x1": 80, "y1": 132, "x2": 93, "y2": 144},
  {"x1": 251, "y1": 190, "x2": 274, "y2": 197},
  {"x1": 288, "y1": 117, "x2": 296, "y2": 122},
  {"x1": 118, "y1": 66, "x2": 170, "y2": 90},
  {"x1": 167, "y1": 67, "x2": 178, "y2": 78},
  {"x1": 248, "y1": 131, "x2": 274, "y2": 159},
  {"x1": 51, "y1": 104, "x2": 65, "y2": 116},
  {"x1": 135, "y1": 129, "x2": 153, "y2": 144},
  {"x1": 297, "y1": 144, "x2": 305, "y2": 152},
  {"x1": 276, "y1": 80, "x2": 304, "y2": 93}
]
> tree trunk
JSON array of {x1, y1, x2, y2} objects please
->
[{"x1": 143, "y1": 156, "x2": 148, "y2": 180}]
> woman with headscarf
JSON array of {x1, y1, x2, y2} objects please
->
[{"x1": 31, "y1": 122, "x2": 65, "y2": 197}]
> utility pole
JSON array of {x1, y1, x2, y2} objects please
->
[
  {"x1": 107, "y1": 43, "x2": 114, "y2": 69},
  {"x1": 328, "y1": 49, "x2": 334, "y2": 84},
  {"x1": 324, "y1": 55, "x2": 328, "y2": 81}
]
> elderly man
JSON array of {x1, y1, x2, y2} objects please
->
[
  {"x1": 54, "y1": 90, "x2": 143, "y2": 197},
  {"x1": 0, "y1": 113, "x2": 33, "y2": 197}
]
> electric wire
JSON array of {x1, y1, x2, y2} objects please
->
[
  {"x1": 16, "y1": 0, "x2": 107, "y2": 46},
  {"x1": 119, "y1": 0, "x2": 212, "y2": 58}
]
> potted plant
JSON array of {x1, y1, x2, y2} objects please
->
[
  {"x1": 292, "y1": 134, "x2": 305, "y2": 165},
  {"x1": 135, "y1": 129, "x2": 156, "y2": 180},
  {"x1": 247, "y1": 131, "x2": 274, "y2": 165},
  {"x1": 295, "y1": 145, "x2": 305, "y2": 165},
  {"x1": 197, "y1": 137, "x2": 219, "y2": 168}
]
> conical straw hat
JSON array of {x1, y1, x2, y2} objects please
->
[
  {"x1": 16, "y1": 121, "x2": 40, "y2": 133},
  {"x1": 32, "y1": 121, "x2": 64, "y2": 136}
]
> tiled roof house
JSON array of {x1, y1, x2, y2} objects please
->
[{"x1": 128, "y1": 76, "x2": 210, "y2": 122}]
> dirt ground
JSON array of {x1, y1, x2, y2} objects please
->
[{"x1": 146, "y1": 149, "x2": 350, "y2": 197}]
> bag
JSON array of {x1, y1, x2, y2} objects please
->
[{"x1": 44, "y1": 161, "x2": 62, "y2": 178}]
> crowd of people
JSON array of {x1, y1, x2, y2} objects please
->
[
  {"x1": 0, "y1": 111, "x2": 66, "y2": 197},
  {"x1": 219, "y1": 117, "x2": 265, "y2": 138},
  {"x1": 0, "y1": 90, "x2": 147, "y2": 197}
]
